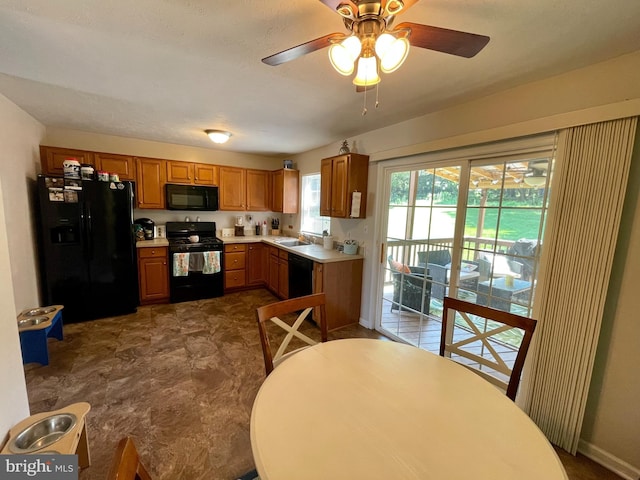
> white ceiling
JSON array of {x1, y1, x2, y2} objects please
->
[{"x1": 1, "y1": 0, "x2": 639, "y2": 156}]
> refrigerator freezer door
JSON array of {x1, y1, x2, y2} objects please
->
[
  {"x1": 37, "y1": 177, "x2": 90, "y2": 321},
  {"x1": 82, "y1": 181, "x2": 138, "y2": 318}
]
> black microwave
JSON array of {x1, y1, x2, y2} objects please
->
[{"x1": 165, "y1": 184, "x2": 218, "y2": 211}]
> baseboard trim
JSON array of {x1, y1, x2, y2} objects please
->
[
  {"x1": 359, "y1": 316, "x2": 373, "y2": 329},
  {"x1": 578, "y1": 439, "x2": 640, "y2": 480}
]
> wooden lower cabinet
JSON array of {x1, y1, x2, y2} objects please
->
[
  {"x1": 313, "y1": 258, "x2": 363, "y2": 331},
  {"x1": 224, "y1": 244, "x2": 246, "y2": 290},
  {"x1": 247, "y1": 243, "x2": 268, "y2": 286},
  {"x1": 267, "y1": 246, "x2": 289, "y2": 299},
  {"x1": 138, "y1": 247, "x2": 169, "y2": 305},
  {"x1": 268, "y1": 247, "x2": 279, "y2": 294}
]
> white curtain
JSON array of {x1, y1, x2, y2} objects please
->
[{"x1": 524, "y1": 116, "x2": 638, "y2": 453}]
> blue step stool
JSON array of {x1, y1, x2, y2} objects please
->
[{"x1": 18, "y1": 306, "x2": 64, "y2": 366}]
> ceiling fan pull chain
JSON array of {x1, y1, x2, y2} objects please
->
[
  {"x1": 375, "y1": 83, "x2": 380, "y2": 109},
  {"x1": 362, "y1": 84, "x2": 368, "y2": 116}
]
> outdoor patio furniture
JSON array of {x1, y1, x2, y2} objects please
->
[
  {"x1": 476, "y1": 277, "x2": 532, "y2": 312},
  {"x1": 388, "y1": 257, "x2": 432, "y2": 314},
  {"x1": 417, "y1": 250, "x2": 479, "y2": 301}
]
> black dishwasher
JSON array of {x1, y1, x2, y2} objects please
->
[{"x1": 288, "y1": 253, "x2": 313, "y2": 299}]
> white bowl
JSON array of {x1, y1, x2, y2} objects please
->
[{"x1": 188, "y1": 235, "x2": 199, "y2": 243}]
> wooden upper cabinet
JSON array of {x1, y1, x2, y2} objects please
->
[
  {"x1": 219, "y1": 166, "x2": 246, "y2": 210},
  {"x1": 320, "y1": 153, "x2": 369, "y2": 218},
  {"x1": 135, "y1": 157, "x2": 166, "y2": 209},
  {"x1": 272, "y1": 169, "x2": 299, "y2": 214},
  {"x1": 94, "y1": 153, "x2": 136, "y2": 180},
  {"x1": 166, "y1": 161, "x2": 194, "y2": 183},
  {"x1": 40, "y1": 146, "x2": 94, "y2": 176},
  {"x1": 194, "y1": 163, "x2": 218, "y2": 185},
  {"x1": 319, "y1": 158, "x2": 333, "y2": 217},
  {"x1": 246, "y1": 169, "x2": 270, "y2": 211}
]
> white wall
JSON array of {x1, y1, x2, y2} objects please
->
[
  {"x1": 579, "y1": 129, "x2": 640, "y2": 478},
  {"x1": 43, "y1": 128, "x2": 283, "y2": 170},
  {"x1": 0, "y1": 179, "x2": 29, "y2": 446},
  {"x1": 0, "y1": 93, "x2": 43, "y2": 444},
  {"x1": 291, "y1": 50, "x2": 640, "y2": 473},
  {"x1": 0, "y1": 94, "x2": 45, "y2": 311}
]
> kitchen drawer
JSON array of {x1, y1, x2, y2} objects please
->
[
  {"x1": 225, "y1": 244, "x2": 247, "y2": 253},
  {"x1": 278, "y1": 249, "x2": 288, "y2": 260},
  {"x1": 225, "y1": 252, "x2": 246, "y2": 270},
  {"x1": 138, "y1": 247, "x2": 168, "y2": 259},
  {"x1": 225, "y1": 270, "x2": 246, "y2": 288}
]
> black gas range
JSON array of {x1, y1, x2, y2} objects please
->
[{"x1": 166, "y1": 222, "x2": 224, "y2": 303}]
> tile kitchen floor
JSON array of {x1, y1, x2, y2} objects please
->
[{"x1": 23, "y1": 289, "x2": 621, "y2": 480}]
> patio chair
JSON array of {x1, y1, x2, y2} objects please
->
[
  {"x1": 440, "y1": 296, "x2": 537, "y2": 401},
  {"x1": 107, "y1": 436, "x2": 153, "y2": 480},
  {"x1": 417, "y1": 250, "x2": 479, "y2": 301},
  {"x1": 256, "y1": 293, "x2": 328, "y2": 376},
  {"x1": 388, "y1": 256, "x2": 432, "y2": 314}
]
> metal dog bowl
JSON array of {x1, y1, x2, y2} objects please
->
[
  {"x1": 9, "y1": 413, "x2": 77, "y2": 453},
  {"x1": 23, "y1": 307, "x2": 56, "y2": 317},
  {"x1": 18, "y1": 316, "x2": 49, "y2": 328}
]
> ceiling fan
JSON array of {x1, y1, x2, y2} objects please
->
[
  {"x1": 262, "y1": 0, "x2": 490, "y2": 88},
  {"x1": 523, "y1": 160, "x2": 549, "y2": 187}
]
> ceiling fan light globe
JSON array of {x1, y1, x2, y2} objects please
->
[
  {"x1": 353, "y1": 56, "x2": 380, "y2": 86},
  {"x1": 523, "y1": 175, "x2": 546, "y2": 187},
  {"x1": 329, "y1": 37, "x2": 361, "y2": 76},
  {"x1": 378, "y1": 36, "x2": 410, "y2": 73}
]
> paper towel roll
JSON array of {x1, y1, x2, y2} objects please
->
[{"x1": 350, "y1": 191, "x2": 362, "y2": 217}]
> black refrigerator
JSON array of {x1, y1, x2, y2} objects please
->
[{"x1": 36, "y1": 175, "x2": 138, "y2": 322}]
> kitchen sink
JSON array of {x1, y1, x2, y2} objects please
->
[{"x1": 276, "y1": 240, "x2": 311, "y2": 247}]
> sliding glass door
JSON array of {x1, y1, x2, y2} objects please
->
[
  {"x1": 377, "y1": 141, "x2": 554, "y2": 353},
  {"x1": 381, "y1": 165, "x2": 462, "y2": 351}
]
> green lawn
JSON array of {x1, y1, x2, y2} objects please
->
[{"x1": 461, "y1": 208, "x2": 542, "y2": 241}]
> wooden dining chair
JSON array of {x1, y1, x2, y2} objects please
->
[
  {"x1": 440, "y1": 296, "x2": 537, "y2": 401},
  {"x1": 256, "y1": 292, "x2": 328, "y2": 376},
  {"x1": 107, "y1": 436, "x2": 153, "y2": 480}
]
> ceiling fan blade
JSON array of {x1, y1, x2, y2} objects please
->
[
  {"x1": 395, "y1": 22, "x2": 490, "y2": 58},
  {"x1": 262, "y1": 33, "x2": 344, "y2": 66}
]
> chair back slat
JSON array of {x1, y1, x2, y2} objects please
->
[
  {"x1": 440, "y1": 296, "x2": 537, "y2": 401},
  {"x1": 256, "y1": 293, "x2": 328, "y2": 376}
]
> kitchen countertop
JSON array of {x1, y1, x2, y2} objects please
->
[
  {"x1": 136, "y1": 238, "x2": 169, "y2": 248},
  {"x1": 223, "y1": 235, "x2": 364, "y2": 264},
  {"x1": 136, "y1": 235, "x2": 363, "y2": 263}
]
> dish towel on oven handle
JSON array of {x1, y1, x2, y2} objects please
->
[
  {"x1": 173, "y1": 252, "x2": 190, "y2": 276},
  {"x1": 202, "y1": 251, "x2": 221, "y2": 274}
]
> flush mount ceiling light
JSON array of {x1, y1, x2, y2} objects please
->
[
  {"x1": 262, "y1": 0, "x2": 490, "y2": 92},
  {"x1": 205, "y1": 130, "x2": 231, "y2": 144}
]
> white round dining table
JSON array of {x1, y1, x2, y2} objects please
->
[{"x1": 250, "y1": 338, "x2": 567, "y2": 480}]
